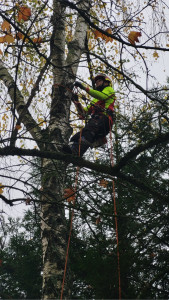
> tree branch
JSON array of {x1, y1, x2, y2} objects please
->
[
  {"x1": 10, "y1": 58, "x2": 50, "y2": 146},
  {"x1": 89, "y1": 52, "x2": 167, "y2": 104},
  {"x1": 0, "y1": 194, "x2": 13, "y2": 206},
  {"x1": 58, "y1": 0, "x2": 169, "y2": 52},
  {"x1": 0, "y1": 10, "x2": 52, "y2": 66},
  {"x1": 0, "y1": 144, "x2": 168, "y2": 203},
  {"x1": 0, "y1": 59, "x2": 43, "y2": 147},
  {"x1": 115, "y1": 130, "x2": 169, "y2": 171}
]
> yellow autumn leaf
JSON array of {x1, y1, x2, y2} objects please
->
[
  {"x1": 0, "y1": 183, "x2": 4, "y2": 194},
  {"x1": 0, "y1": 49, "x2": 3, "y2": 55},
  {"x1": 38, "y1": 117, "x2": 46, "y2": 126},
  {"x1": 161, "y1": 118, "x2": 167, "y2": 124},
  {"x1": 153, "y1": 51, "x2": 159, "y2": 59},
  {"x1": 2, "y1": 113, "x2": 8, "y2": 121}
]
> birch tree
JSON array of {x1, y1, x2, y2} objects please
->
[{"x1": 0, "y1": 0, "x2": 169, "y2": 299}]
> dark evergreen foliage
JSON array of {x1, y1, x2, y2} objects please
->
[{"x1": 0, "y1": 210, "x2": 42, "y2": 299}]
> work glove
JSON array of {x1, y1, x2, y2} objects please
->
[{"x1": 74, "y1": 81, "x2": 86, "y2": 90}]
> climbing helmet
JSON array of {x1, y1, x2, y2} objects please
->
[{"x1": 94, "y1": 73, "x2": 112, "y2": 86}]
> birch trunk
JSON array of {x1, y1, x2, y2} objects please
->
[
  {"x1": 41, "y1": 159, "x2": 69, "y2": 299},
  {"x1": 40, "y1": 1, "x2": 90, "y2": 298}
]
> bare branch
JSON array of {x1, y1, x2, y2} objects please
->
[{"x1": 0, "y1": 59, "x2": 43, "y2": 147}]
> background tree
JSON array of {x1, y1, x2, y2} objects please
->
[
  {"x1": 0, "y1": 210, "x2": 42, "y2": 299},
  {"x1": 0, "y1": 0, "x2": 168, "y2": 299}
]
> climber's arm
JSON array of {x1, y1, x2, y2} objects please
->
[{"x1": 71, "y1": 94, "x2": 86, "y2": 119}]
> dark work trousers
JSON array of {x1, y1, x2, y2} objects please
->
[{"x1": 70, "y1": 114, "x2": 111, "y2": 156}]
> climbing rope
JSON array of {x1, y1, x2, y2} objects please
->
[
  {"x1": 60, "y1": 168, "x2": 79, "y2": 300},
  {"x1": 60, "y1": 128, "x2": 82, "y2": 300},
  {"x1": 109, "y1": 119, "x2": 121, "y2": 300}
]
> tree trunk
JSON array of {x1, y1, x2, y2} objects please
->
[
  {"x1": 41, "y1": 158, "x2": 69, "y2": 299},
  {"x1": 40, "y1": 1, "x2": 90, "y2": 298}
]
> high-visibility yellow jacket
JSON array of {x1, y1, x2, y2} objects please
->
[{"x1": 84, "y1": 86, "x2": 116, "y2": 116}]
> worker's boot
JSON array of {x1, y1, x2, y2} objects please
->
[
  {"x1": 62, "y1": 137, "x2": 91, "y2": 157},
  {"x1": 70, "y1": 137, "x2": 91, "y2": 156}
]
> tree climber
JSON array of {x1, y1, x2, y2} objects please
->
[{"x1": 63, "y1": 73, "x2": 116, "y2": 157}]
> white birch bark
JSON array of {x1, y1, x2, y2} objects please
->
[{"x1": 41, "y1": 0, "x2": 90, "y2": 299}]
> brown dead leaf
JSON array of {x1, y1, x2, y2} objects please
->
[
  {"x1": 0, "y1": 36, "x2": 4, "y2": 43},
  {"x1": 16, "y1": 32, "x2": 25, "y2": 40},
  {"x1": 33, "y1": 37, "x2": 42, "y2": 44},
  {"x1": 104, "y1": 28, "x2": 113, "y2": 43},
  {"x1": 15, "y1": 124, "x2": 22, "y2": 130},
  {"x1": 18, "y1": 6, "x2": 31, "y2": 22},
  {"x1": 99, "y1": 179, "x2": 109, "y2": 188},
  {"x1": 93, "y1": 28, "x2": 113, "y2": 43},
  {"x1": 0, "y1": 183, "x2": 4, "y2": 194},
  {"x1": 25, "y1": 197, "x2": 31, "y2": 205},
  {"x1": 64, "y1": 187, "x2": 76, "y2": 203},
  {"x1": 1, "y1": 20, "x2": 11, "y2": 32},
  {"x1": 0, "y1": 34, "x2": 15, "y2": 44},
  {"x1": 96, "y1": 216, "x2": 101, "y2": 225},
  {"x1": 4, "y1": 34, "x2": 15, "y2": 44},
  {"x1": 128, "y1": 31, "x2": 141, "y2": 45},
  {"x1": 93, "y1": 29, "x2": 104, "y2": 39}
]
